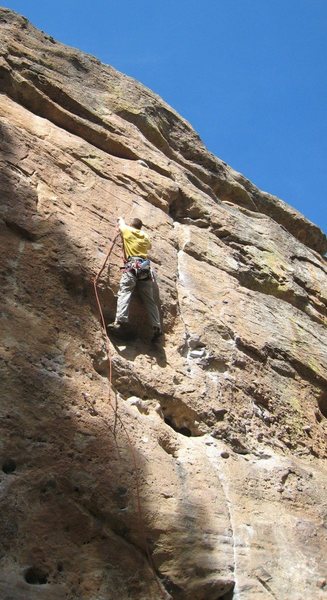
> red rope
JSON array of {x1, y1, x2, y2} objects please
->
[
  {"x1": 93, "y1": 231, "x2": 120, "y2": 430},
  {"x1": 92, "y1": 233, "x2": 166, "y2": 598}
]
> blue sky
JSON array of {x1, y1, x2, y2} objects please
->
[{"x1": 3, "y1": 0, "x2": 327, "y2": 233}]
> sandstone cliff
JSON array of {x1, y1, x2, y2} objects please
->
[{"x1": 0, "y1": 8, "x2": 326, "y2": 600}]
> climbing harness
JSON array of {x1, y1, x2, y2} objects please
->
[{"x1": 121, "y1": 256, "x2": 152, "y2": 280}]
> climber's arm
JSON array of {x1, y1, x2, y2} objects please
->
[{"x1": 117, "y1": 216, "x2": 126, "y2": 232}]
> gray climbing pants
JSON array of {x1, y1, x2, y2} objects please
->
[{"x1": 115, "y1": 271, "x2": 161, "y2": 328}]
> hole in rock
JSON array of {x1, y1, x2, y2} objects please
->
[
  {"x1": 318, "y1": 391, "x2": 327, "y2": 419},
  {"x1": 213, "y1": 408, "x2": 228, "y2": 421},
  {"x1": 2, "y1": 458, "x2": 16, "y2": 474},
  {"x1": 164, "y1": 416, "x2": 191, "y2": 437},
  {"x1": 168, "y1": 196, "x2": 186, "y2": 222},
  {"x1": 24, "y1": 567, "x2": 48, "y2": 585},
  {"x1": 114, "y1": 486, "x2": 129, "y2": 509}
]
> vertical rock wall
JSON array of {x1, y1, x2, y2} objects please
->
[{"x1": 0, "y1": 9, "x2": 326, "y2": 600}]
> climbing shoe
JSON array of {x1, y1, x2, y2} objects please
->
[
  {"x1": 107, "y1": 321, "x2": 135, "y2": 341},
  {"x1": 107, "y1": 321, "x2": 127, "y2": 333}
]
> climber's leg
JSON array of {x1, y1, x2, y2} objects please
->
[
  {"x1": 137, "y1": 278, "x2": 161, "y2": 332},
  {"x1": 114, "y1": 271, "x2": 137, "y2": 324}
]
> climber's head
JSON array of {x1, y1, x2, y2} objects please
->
[{"x1": 131, "y1": 218, "x2": 143, "y2": 230}]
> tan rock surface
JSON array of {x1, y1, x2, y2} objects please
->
[{"x1": 0, "y1": 8, "x2": 326, "y2": 600}]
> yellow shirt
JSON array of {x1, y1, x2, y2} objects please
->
[{"x1": 120, "y1": 224, "x2": 151, "y2": 258}]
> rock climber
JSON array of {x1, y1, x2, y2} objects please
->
[{"x1": 108, "y1": 216, "x2": 162, "y2": 340}]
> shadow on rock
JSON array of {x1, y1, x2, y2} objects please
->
[{"x1": 0, "y1": 122, "x2": 167, "y2": 599}]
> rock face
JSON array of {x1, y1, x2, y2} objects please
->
[{"x1": 0, "y1": 8, "x2": 326, "y2": 600}]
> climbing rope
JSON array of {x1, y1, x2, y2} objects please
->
[
  {"x1": 92, "y1": 231, "x2": 166, "y2": 599},
  {"x1": 92, "y1": 231, "x2": 120, "y2": 430}
]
